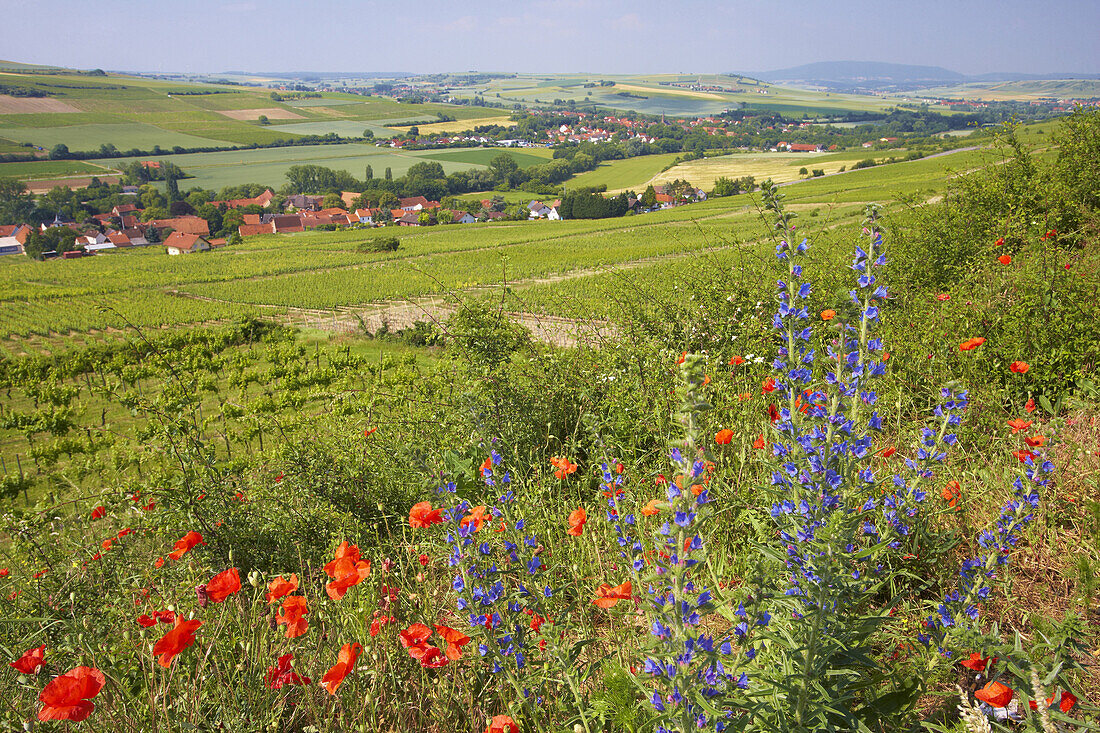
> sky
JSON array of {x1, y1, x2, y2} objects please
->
[{"x1": 1, "y1": 0, "x2": 1097, "y2": 76}]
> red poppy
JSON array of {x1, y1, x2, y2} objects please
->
[
  {"x1": 409, "y1": 502, "x2": 444, "y2": 529},
  {"x1": 729, "y1": 355, "x2": 744, "y2": 366},
  {"x1": 1007, "y1": 418, "x2": 1032, "y2": 434},
  {"x1": 137, "y1": 614, "x2": 157, "y2": 628},
  {"x1": 994, "y1": 237, "x2": 1004, "y2": 247},
  {"x1": 640, "y1": 499, "x2": 661, "y2": 517},
  {"x1": 321, "y1": 643, "x2": 361, "y2": 695},
  {"x1": 485, "y1": 715, "x2": 519, "y2": 733},
  {"x1": 762, "y1": 377, "x2": 776, "y2": 394},
  {"x1": 363, "y1": 427, "x2": 377, "y2": 437},
  {"x1": 154, "y1": 557, "x2": 164, "y2": 568},
  {"x1": 234, "y1": 491, "x2": 245, "y2": 502},
  {"x1": 479, "y1": 456, "x2": 493, "y2": 477},
  {"x1": 752, "y1": 434, "x2": 766, "y2": 450},
  {"x1": 820, "y1": 309, "x2": 836, "y2": 321},
  {"x1": 974, "y1": 680, "x2": 1013, "y2": 708},
  {"x1": 711, "y1": 428, "x2": 734, "y2": 445},
  {"x1": 399, "y1": 623, "x2": 432, "y2": 650},
  {"x1": 1013, "y1": 449, "x2": 1036, "y2": 463},
  {"x1": 676, "y1": 351, "x2": 687, "y2": 364},
  {"x1": 156, "y1": 609, "x2": 176, "y2": 624},
  {"x1": 550, "y1": 456, "x2": 578, "y2": 479},
  {"x1": 265, "y1": 653, "x2": 310, "y2": 689},
  {"x1": 997, "y1": 254, "x2": 1012, "y2": 265},
  {"x1": 942, "y1": 480, "x2": 961, "y2": 510},
  {"x1": 266, "y1": 574, "x2": 298, "y2": 603},
  {"x1": 461, "y1": 505, "x2": 489, "y2": 532},
  {"x1": 881, "y1": 446, "x2": 897, "y2": 458},
  {"x1": 1041, "y1": 228, "x2": 1057, "y2": 240},
  {"x1": 1025, "y1": 398, "x2": 1036, "y2": 413},
  {"x1": 10, "y1": 645, "x2": 45, "y2": 674},
  {"x1": 206, "y1": 568, "x2": 241, "y2": 603},
  {"x1": 90, "y1": 506, "x2": 106, "y2": 520},
  {"x1": 37, "y1": 666, "x2": 105, "y2": 722},
  {"x1": 959, "y1": 337, "x2": 986, "y2": 351},
  {"x1": 153, "y1": 618, "x2": 202, "y2": 668},
  {"x1": 593, "y1": 581, "x2": 633, "y2": 609},
  {"x1": 1009, "y1": 361, "x2": 1029, "y2": 374},
  {"x1": 277, "y1": 595, "x2": 309, "y2": 639},
  {"x1": 567, "y1": 507, "x2": 587, "y2": 537},
  {"x1": 1024, "y1": 435, "x2": 1046, "y2": 448},
  {"x1": 959, "y1": 652, "x2": 994, "y2": 672},
  {"x1": 324, "y1": 542, "x2": 371, "y2": 601},
  {"x1": 0, "y1": 568, "x2": 8, "y2": 577},
  {"x1": 101, "y1": 539, "x2": 114, "y2": 552},
  {"x1": 417, "y1": 645, "x2": 450, "y2": 668},
  {"x1": 369, "y1": 614, "x2": 395, "y2": 637},
  {"x1": 936, "y1": 293, "x2": 951, "y2": 301},
  {"x1": 767, "y1": 404, "x2": 780, "y2": 423},
  {"x1": 418, "y1": 554, "x2": 429, "y2": 566},
  {"x1": 167, "y1": 531, "x2": 205, "y2": 561}
]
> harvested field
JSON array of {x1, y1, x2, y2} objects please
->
[
  {"x1": 0, "y1": 95, "x2": 82, "y2": 114},
  {"x1": 216, "y1": 107, "x2": 306, "y2": 121},
  {"x1": 24, "y1": 175, "x2": 120, "y2": 193}
]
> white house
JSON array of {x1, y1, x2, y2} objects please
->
[{"x1": 164, "y1": 232, "x2": 212, "y2": 255}]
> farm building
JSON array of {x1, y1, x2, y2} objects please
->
[{"x1": 164, "y1": 232, "x2": 212, "y2": 255}]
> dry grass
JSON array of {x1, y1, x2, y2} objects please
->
[
  {"x1": 389, "y1": 117, "x2": 516, "y2": 134},
  {"x1": 647, "y1": 152, "x2": 854, "y2": 190},
  {"x1": 216, "y1": 108, "x2": 305, "y2": 121},
  {"x1": 0, "y1": 94, "x2": 82, "y2": 114},
  {"x1": 612, "y1": 83, "x2": 727, "y2": 101}
]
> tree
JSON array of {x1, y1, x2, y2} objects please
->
[
  {"x1": 365, "y1": 165, "x2": 373, "y2": 180},
  {"x1": 798, "y1": 167, "x2": 808, "y2": 177},
  {"x1": 712, "y1": 176, "x2": 739, "y2": 197},
  {"x1": 641, "y1": 185, "x2": 657, "y2": 209},
  {"x1": 49, "y1": 144, "x2": 71, "y2": 160},
  {"x1": 362, "y1": 129, "x2": 374, "y2": 140},
  {"x1": 487, "y1": 153, "x2": 519, "y2": 186},
  {"x1": 257, "y1": 115, "x2": 270, "y2": 125},
  {"x1": 378, "y1": 191, "x2": 400, "y2": 210},
  {"x1": 322, "y1": 193, "x2": 345, "y2": 209},
  {"x1": 165, "y1": 173, "x2": 180, "y2": 202},
  {"x1": 384, "y1": 167, "x2": 393, "y2": 181},
  {"x1": 0, "y1": 177, "x2": 36, "y2": 224}
]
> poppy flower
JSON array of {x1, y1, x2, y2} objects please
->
[
  {"x1": 1025, "y1": 398, "x2": 1036, "y2": 413},
  {"x1": 1013, "y1": 449, "x2": 1036, "y2": 463},
  {"x1": 266, "y1": 574, "x2": 298, "y2": 603},
  {"x1": 1024, "y1": 435, "x2": 1046, "y2": 448},
  {"x1": 959, "y1": 652, "x2": 994, "y2": 672},
  {"x1": 738, "y1": 392, "x2": 752, "y2": 401},
  {"x1": 321, "y1": 642, "x2": 361, "y2": 695},
  {"x1": 10, "y1": 645, "x2": 45, "y2": 674},
  {"x1": 881, "y1": 446, "x2": 897, "y2": 458},
  {"x1": 997, "y1": 255, "x2": 1012, "y2": 265},
  {"x1": 820, "y1": 309, "x2": 836, "y2": 321},
  {"x1": 418, "y1": 554, "x2": 429, "y2": 566},
  {"x1": 479, "y1": 456, "x2": 493, "y2": 477},
  {"x1": 1009, "y1": 361, "x2": 1029, "y2": 374},
  {"x1": 206, "y1": 568, "x2": 241, "y2": 603},
  {"x1": 409, "y1": 502, "x2": 444, "y2": 529},
  {"x1": 167, "y1": 531, "x2": 205, "y2": 561},
  {"x1": 485, "y1": 715, "x2": 519, "y2": 733},
  {"x1": 729, "y1": 355, "x2": 744, "y2": 366},
  {"x1": 994, "y1": 237, "x2": 1004, "y2": 247},
  {"x1": 593, "y1": 581, "x2": 633, "y2": 609},
  {"x1": 567, "y1": 507, "x2": 587, "y2": 537},
  {"x1": 369, "y1": 614, "x2": 395, "y2": 637},
  {"x1": 0, "y1": 568, "x2": 8, "y2": 577},
  {"x1": 959, "y1": 337, "x2": 986, "y2": 351},
  {"x1": 363, "y1": 427, "x2": 377, "y2": 437},
  {"x1": 942, "y1": 480, "x2": 961, "y2": 510},
  {"x1": 461, "y1": 505, "x2": 489, "y2": 532},
  {"x1": 101, "y1": 539, "x2": 113, "y2": 551},
  {"x1": 153, "y1": 618, "x2": 202, "y2": 668},
  {"x1": 265, "y1": 653, "x2": 310, "y2": 689},
  {"x1": 276, "y1": 595, "x2": 309, "y2": 639},
  {"x1": 761, "y1": 377, "x2": 776, "y2": 394},
  {"x1": 90, "y1": 506, "x2": 106, "y2": 520},
  {"x1": 1007, "y1": 418, "x2": 1032, "y2": 433},
  {"x1": 767, "y1": 404, "x2": 780, "y2": 423},
  {"x1": 137, "y1": 614, "x2": 157, "y2": 628},
  {"x1": 156, "y1": 609, "x2": 176, "y2": 624},
  {"x1": 1029, "y1": 690, "x2": 1077, "y2": 713},
  {"x1": 550, "y1": 456, "x2": 578, "y2": 479},
  {"x1": 1041, "y1": 228, "x2": 1057, "y2": 240},
  {"x1": 936, "y1": 293, "x2": 951, "y2": 301},
  {"x1": 416, "y1": 645, "x2": 449, "y2": 668},
  {"x1": 324, "y1": 542, "x2": 371, "y2": 601},
  {"x1": 753, "y1": 434, "x2": 766, "y2": 450},
  {"x1": 676, "y1": 351, "x2": 687, "y2": 364},
  {"x1": 974, "y1": 680, "x2": 1013, "y2": 708},
  {"x1": 154, "y1": 557, "x2": 164, "y2": 568},
  {"x1": 37, "y1": 666, "x2": 105, "y2": 722},
  {"x1": 715, "y1": 428, "x2": 734, "y2": 445},
  {"x1": 640, "y1": 499, "x2": 661, "y2": 517}
]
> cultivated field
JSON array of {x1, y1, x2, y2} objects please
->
[
  {"x1": 566, "y1": 152, "x2": 684, "y2": 192},
  {"x1": 0, "y1": 94, "x2": 81, "y2": 114},
  {"x1": 216, "y1": 108, "x2": 306, "y2": 121}
]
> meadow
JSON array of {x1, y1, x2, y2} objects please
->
[{"x1": 0, "y1": 111, "x2": 1097, "y2": 732}]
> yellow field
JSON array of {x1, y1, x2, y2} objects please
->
[
  {"x1": 389, "y1": 117, "x2": 516, "y2": 134},
  {"x1": 646, "y1": 152, "x2": 860, "y2": 190},
  {"x1": 612, "y1": 83, "x2": 727, "y2": 101}
]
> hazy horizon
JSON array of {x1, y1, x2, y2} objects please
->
[{"x1": 1, "y1": 0, "x2": 1097, "y2": 77}]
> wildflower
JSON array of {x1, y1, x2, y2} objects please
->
[
  {"x1": 1007, "y1": 418, "x2": 1032, "y2": 434},
  {"x1": 974, "y1": 680, "x2": 1013, "y2": 708},
  {"x1": 37, "y1": 666, "x2": 105, "y2": 722},
  {"x1": 1009, "y1": 361, "x2": 1029, "y2": 374},
  {"x1": 1012, "y1": 449, "x2": 1036, "y2": 463},
  {"x1": 485, "y1": 715, "x2": 519, "y2": 733},
  {"x1": 997, "y1": 255, "x2": 1012, "y2": 265},
  {"x1": 265, "y1": 653, "x2": 310, "y2": 689},
  {"x1": 753, "y1": 434, "x2": 766, "y2": 450},
  {"x1": 137, "y1": 615, "x2": 157, "y2": 628},
  {"x1": 567, "y1": 507, "x2": 587, "y2": 537},
  {"x1": 363, "y1": 427, "x2": 377, "y2": 437},
  {"x1": 90, "y1": 506, "x2": 106, "y2": 520},
  {"x1": 1041, "y1": 229, "x2": 1056, "y2": 240},
  {"x1": 959, "y1": 652, "x2": 994, "y2": 672},
  {"x1": 153, "y1": 618, "x2": 202, "y2": 668},
  {"x1": 206, "y1": 568, "x2": 242, "y2": 603},
  {"x1": 730, "y1": 355, "x2": 745, "y2": 366},
  {"x1": 715, "y1": 428, "x2": 734, "y2": 445},
  {"x1": 762, "y1": 377, "x2": 777, "y2": 394},
  {"x1": 936, "y1": 293, "x2": 951, "y2": 301},
  {"x1": 593, "y1": 581, "x2": 633, "y2": 609},
  {"x1": 1024, "y1": 435, "x2": 1046, "y2": 448},
  {"x1": 321, "y1": 642, "x2": 362, "y2": 694},
  {"x1": 1025, "y1": 398, "x2": 1036, "y2": 413},
  {"x1": 409, "y1": 501, "x2": 444, "y2": 529},
  {"x1": 418, "y1": 553, "x2": 429, "y2": 566},
  {"x1": 0, "y1": 568, "x2": 8, "y2": 577},
  {"x1": 551, "y1": 456, "x2": 578, "y2": 479},
  {"x1": 881, "y1": 446, "x2": 897, "y2": 458},
  {"x1": 266, "y1": 574, "x2": 299, "y2": 603},
  {"x1": 641, "y1": 499, "x2": 662, "y2": 517},
  {"x1": 1030, "y1": 690, "x2": 1077, "y2": 713},
  {"x1": 995, "y1": 237, "x2": 1004, "y2": 247},
  {"x1": 821, "y1": 309, "x2": 836, "y2": 320},
  {"x1": 167, "y1": 531, "x2": 205, "y2": 560},
  {"x1": 277, "y1": 596, "x2": 309, "y2": 639},
  {"x1": 942, "y1": 481, "x2": 961, "y2": 510},
  {"x1": 369, "y1": 614, "x2": 395, "y2": 637},
  {"x1": 959, "y1": 337, "x2": 986, "y2": 351},
  {"x1": 154, "y1": 557, "x2": 164, "y2": 568},
  {"x1": 10, "y1": 645, "x2": 45, "y2": 674},
  {"x1": 324, "y1": 542, "x2": 371, "y2": 601},
  {"x1": 435, "y1": 624, "x2": 472, "y2": 660},
  {"x1": 461, "y1": 505, "x2": 489, "y2": 531}
]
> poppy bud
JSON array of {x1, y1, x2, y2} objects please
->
[
  {"x1": 196, "y1": 584, "x2": 210, "y2": 608},
  {"x1": 380, "y1": 558, "x2": 394, "y2": 574}
]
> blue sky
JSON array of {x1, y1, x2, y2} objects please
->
[{"x1": 1, "y1": 0, "x2": 1096, "y2": 75}]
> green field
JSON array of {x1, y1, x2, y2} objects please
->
[
  {"x1": 0, "y1": 121, "x2": 226, "y2": 151},
  {"x1": 566, "y1": 152, "x2": 684, "y2": 191},
  {"x1": 424, "y1": 147, "x2": 553, "y2": 167},
  {"x1": 0, "y1": 158, "x2": 116, "y2": 179}
]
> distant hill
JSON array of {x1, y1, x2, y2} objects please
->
[{"x1": 750, "y1": 61, "x2": 1099, "y2": 92}]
